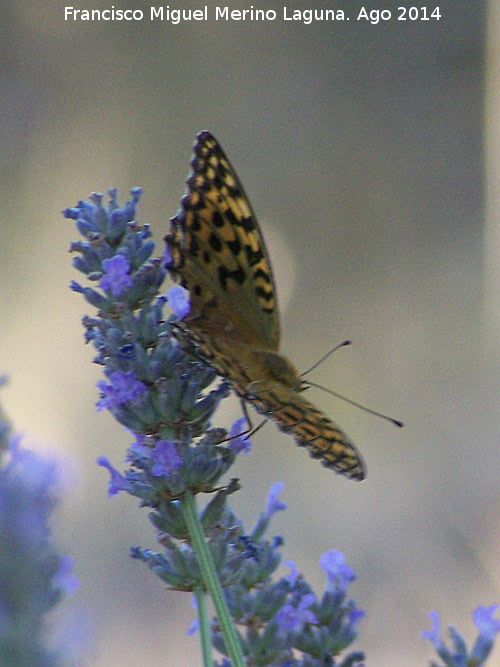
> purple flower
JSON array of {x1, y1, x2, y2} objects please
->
[
  {"x1": 421, "y1": 611, "x2": 452, "y2": 662},
  {"x1": 319, "y1": 549, "x2": 355, "y2": 593},
  {"x1": 100, "y1": 255, "x2": 133, "y2": 296},
  {"x1": 127, "y1": 433, "x2": 151, "y2": 460},
  {"x1": 283, "y1": 560, "x2": 300, "y2": 586},
  {"x1": 53, "y1": 555, "x2": 80, "y2": 595},
  {"x1": 6, "y1": 434, "x2": 59, "y2": 497},
  {"x1": 187, "y1": 596, "x2": 199, "y2": 636},
  {"x1": 264, "y1": 481, "x2": 287, "y2": 519},
  {"x1": 421, "y1": 610, "x2": 439, "y2": 642},
  {"x1": 423, "y1": 606, "x2": 500, "y2": 666},
  {"x1": 348, "y1": 605, "x2": 366, "y2": 627},
  {"x1": 473, "y1": 604, "x2": 500, "y2": 640},
  {"x1": 187, "y1": 618, "x2": 199, "y2": 636},
  {"x1": 162, "y1": 243, "x2": 173, "y2": 268},
  {"x1": 0, "y1": 433, "x2": 81, "y2": 661},
  {"x1": 228, "y1": 417, "x2": 252, "y2": 454},
  {"x1": 471, "y1": 604, "x2": 500, "y2": 663},
  {"x1": 0, "y1": 436, "x2": 59, "y2": 544},
  {"x1": 150, "y1": 440, "x2": 183, "y2": 477},
  {"x1": 96, "y1": 370, "x2": 147, "y2": 411},
  {"x1": 97, "y1": 456, "x2": 132, "y2": 496},
  {"x1": 275, "y1": 593, "x2": 318, "y2": 633},
  {"x1": 166, "y1": 285, "x2": 190, "y2": 319}
]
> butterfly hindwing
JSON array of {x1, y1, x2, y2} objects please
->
[{"x1": 246, "y1": 379, "x2": 365, "y2": 480}]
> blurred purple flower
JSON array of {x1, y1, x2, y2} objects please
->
[
  {"x1": 228, "y1": 416, "x2": 252, "y2": 454},
  {"x1": 348, "y1": 605, "x2": 366, "y2": 627},
  {"x1": 264, "y1": 481, "x2": 287, "y2": 519},
  {"x1": 283, "y1": 560, "x2": 300, "y2": 586},
  {"x1": 319, "y1": 549, "x2": 355, "y2": 593},
  {"x1": 166, "y1": 285, "x2": 190, "y2": 319},
  {"x1": 96, "y1": 370, "x2": 147, "y2": 410},
  {"x1": 150, "y1": 440, "x2": 183, "y2": 476},
  {"x1": 97, "y1": 456, "x2": 133, "y2": 496},
  {"x1": 0, "y1": 432, "x2": 81, "y2": 663},
  {"x1": 275, "y1": 593, "x2": 318, "y2": 633},
  {"x1": 53, "y1": 554, "x2": 80, "y2": 595},
  {"x1": 100, "y1": 255, "x2": 133, "y2": 296},
  {"x1": 471, "y1": 604, "x2": 500, "y2": 664}
]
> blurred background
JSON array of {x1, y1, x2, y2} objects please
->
[{"x1": 0, "y1": 1, "x2": 496, "y2": 665}]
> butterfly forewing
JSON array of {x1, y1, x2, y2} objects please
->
[
  {"x1": 168, "y1": 130, "x2": 279, "y2": 350},
  {"x1": 165, "y1": 131, "x2": 366, "y2": 481}
]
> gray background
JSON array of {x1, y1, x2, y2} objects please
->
[{"x1": 0, "y1": 2, "x2": 495, "y2": 665}]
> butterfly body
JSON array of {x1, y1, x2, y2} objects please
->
[{"x1": 165, "y1": 131, "x2": 365, "y2": 481}]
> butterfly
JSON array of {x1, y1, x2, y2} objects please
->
[{"x1": 165, "y1": 131, "x2": 365, "y2": 480}]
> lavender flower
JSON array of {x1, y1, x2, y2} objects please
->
[
  {"x1": 227, "y1": 416, "x2": 253, "y2": 455},
  {"x1": 0, "y1": 390, "x2": 80, "y2": 665},
  {"x1": 275, "y1": 593, "x2": 318, "y2": 633},
  {"x1": 97, "y1": 456, "x2": 133, "y2": 496},
  {"x1": 166, "y1": 284, "x2": 191, "y2": 319},
  {"x1": 422, "y1": 606, "x2": 500, "y2": 667},
  {"x1": 264, "y1": 481, "x2": 287, "y2": 518},
  {"x1": 471, "y1": 605, "x2": 500, "y2": 663},
  {"x1": 150, "y1": 440, "x2": 184, "y2": 476},
  {"x1": 96, "y1": 369, "x2": 147, "y2": 411},
  {"x1": 66, "y1": 188, "x2": 366, "y2": 666},
  {"x1": 100, "y1": 254, "x2": 134, "y2": 296},
  {"x1": 320, "y1": 549, "x2": 356, "y2": 594}
]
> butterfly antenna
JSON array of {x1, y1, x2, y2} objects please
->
[
  {"x1": 304, "y1": 380, "x2": 404, "y2": 428},
  {"x1": 300, "y1": 340, "x2": 352, "y2": 377}
]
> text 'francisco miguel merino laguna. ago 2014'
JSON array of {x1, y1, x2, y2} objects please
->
[{"x1": 64, "y1": 6, "x2": 442, "y2": 24}]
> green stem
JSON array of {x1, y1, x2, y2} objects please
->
[
  {"x1": 181, "y1": 490, "x2": 245, "y2": 667},
  {"x1": 194, "y1": 587, "x2": 213, "y2": 667}
]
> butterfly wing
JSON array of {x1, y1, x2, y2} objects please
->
[
  {"x1": 166, "y1": 131, "x2": 280, "y2": 351},
  {"x1": 246, "y1": 379, "x2": 365, "y2": 480}
]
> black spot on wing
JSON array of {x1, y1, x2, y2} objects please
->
[
  {"x1": 209, "y1": 233, "x2": 222, "y2": 252},
  {"x1": 189, "y1": 216, "x2": 201, "y2": 232},
  {"x1": 218, "y1": 264, "x2": 246, "y2": 290},
  {"x1": 224, "y1": 207, "x2": 240, "y2": 228},
  {"x1": 181, "y1": 192, "x2": 204, "y2": 212},
  {"x1": 245, "y1": 244, "x2": 265, "y2": 267},
  {"x1": 212, "y1": 210, "x2": 225, "y2": 228},
  {"x1": 239, "y1": 215, "x2": 256, "y2": 232},
  {"x1": 187, "y1": 234, "x2": 200, "y2": 257},
  {"x1": 227, "y1": 236, "x2": 242, "y2": 256},
  {"x1": 255, "y1": 285, "x2": 274, "y2": 305}
]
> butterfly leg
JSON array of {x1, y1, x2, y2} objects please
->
[
  {"x1": 215, "y1": 402, "x2": 266, "y2": 446},
  {"x1": 240, "y1": 399, "x2": 267, "y2": 438}
]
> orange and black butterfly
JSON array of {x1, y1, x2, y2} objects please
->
[{"x1": 165, "y1": 131, "x2": 365, "y2": 480}]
